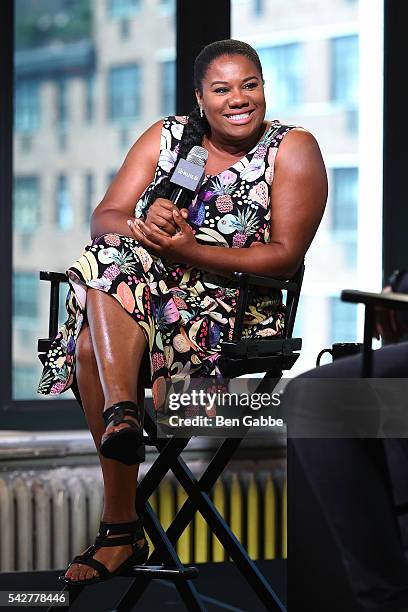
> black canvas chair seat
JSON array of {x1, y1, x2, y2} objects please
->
[{"x1": 38, "y1": 265, "x2": 304, "y2": 612}]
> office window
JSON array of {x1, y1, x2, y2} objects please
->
[
  {"x1": 330, "y1": 297, "x2": 357, "y2": 344},
  {"x1": 109, "y1": 0, "x2": 141, "y2": 18},
  {"x1": 84, "y1": 173, "x2": 94, "y2": 224},
  {"x1": 331, "y1": 35, "x2": 359, "y2": 105},
  {"x1": 14, "y1": 79, "x2": 40, "y2": 132},
  {"x1": 109, "y1": 65, "x2": 141, "y2": 122},
  {"x1": 56, "y1": 78, "x2": 69, "y2": 127},
  {"x1": 257, "y1": 44, "x2": 303, "y2": 111},
  {"x1": 85, "y1": 73, "x2": 96, "y2": 122},
  {"x1": 56, "y1": 175, "x2": 73, "y2": 230},
  {"x1": 253, "y1": 0, "x2": 264, "y2": 15},
  {"x1": 14, "y1": 176, "x2": 40, "y2": 233},
  {"x1": 332, "y1": 167, "x2": 358, "y2": 268},
  {"x1": 158, "y1": 0, "x2": 175, "y2": 12},
  {"x1": 332, "y1": 168, "x2": 358, "y2": 232},
  {"x1": 160, "y1": 59, "x2": 175, "y2": 117},
  {"x1": 13, "y1": 272, "x2": 38, "y2": 319}
]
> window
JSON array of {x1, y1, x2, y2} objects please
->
[
  {"x1": 14, "y1": 79, "x2": 40, "y2": 132},
  {"x1": 13, "y1": 272, "x2": 38, "y2": 319},
  {"x1": 56, "y1": 78, "x2": 68, "y2": 127},
  {"x1": 332, "y1": 167, "x2": 358, "y2": 268},
  {"x1": 85, "y1": 73, "x2": 96, "y2": 122},
  {"x1": 253, "y1": 0, "x2": 263, "y2": 16},
  {"x1": 10, "y1": 0, "x2": 175, "y2": 406},
  {"x1": 109, "y1": 0, "x2": 141, "y2": 18},
  {"x1": 84, "y1": 173, "x2": 94, "y2": 224},
  {"x1": 108, "y1": 65, "x2": 141, "y2": 122},
  {"x1": 330, "y1": 297, "x2": 357, "y2": 344},
  {"x1": 56, "y1": 175, "x2": 73, "y2": 230},
  {"x1": 257, "y1": 44, "x2": 303, "y2": 111},
  {"x1": 160, "y1": 59, "x2": 175, "y2": 117},
  {"x1": 13, "y1": 176, "x2": 40, "y2": 233},
  {"x1": 332, "y1": 168, "x2": 358, "y2": 232},
  {"x1": 331, "y1": 35, "x2": 359, "y2": 105}
]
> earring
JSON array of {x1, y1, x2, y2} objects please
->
[{"x1": 199, "y1": 106, "x2": 203, "y2": 118}]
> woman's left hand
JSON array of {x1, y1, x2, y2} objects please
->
[{"x1": 127, "y1": 209, "x2": 199, "y2": 263}]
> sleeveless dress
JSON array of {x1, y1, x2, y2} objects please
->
[{"x1": 37, "y1": 116, "x2": 295, "y2": 412}]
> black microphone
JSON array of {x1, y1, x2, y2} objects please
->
[{"x1": 169, "y1": 146, "x2": 208, "y2": 209}]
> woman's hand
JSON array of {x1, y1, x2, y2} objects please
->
[
  {"x1": 144, "y1": 198, "x2": 188, "y2": 236},
  {"x1": 375, "y1": 285, "x2": 405, "y2": 343},
  {"x1": 128, "y1": 209, "x2": 199, "y2": 263}
]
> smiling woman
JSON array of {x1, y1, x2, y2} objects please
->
[{"x1": 37, "y1": 39, "x2": 327, "y2": 585}]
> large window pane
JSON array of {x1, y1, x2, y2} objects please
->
[
  {"x1": 14, "y1": 79, "x2": 40, "y2": 132},
  {"x1": 232, "y1": 0, "x2": 383, "y2": 373},
  {"x1": 257, "y1": 44, "x2": 303, "y2": 112},
  {"x1": 13, "y1": 0, "x2": 176, "y2": 400},
  {"x1": 109, "y1": 65, "x2": 141, "y2": 122},
  {"x1": 14, "y1": 176, "x2": 40, "y2": 233}
]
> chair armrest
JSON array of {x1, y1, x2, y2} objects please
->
[
  {"x1": 232, "y1": 271, "x2": 297, "y2": 292},
  {"x1": 39, "y1": 270, "x2": 69, "y2": 340},
  {"x1": 341, "y1": 289, "x2": 408, "y2": 378},
  {"x1": 341, "y1": 289, "x2": 408, "y2": 311},
  {"x1": 40, "y1": 271, "x2": 68, "y2": 283}
]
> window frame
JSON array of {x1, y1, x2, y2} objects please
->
[{"x1": 1, "y1": 0, "x2": 231, "y2": 430}]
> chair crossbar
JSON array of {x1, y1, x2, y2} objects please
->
[{"x1": 114, "y1": 406, "x2": 286, "y2": 612}]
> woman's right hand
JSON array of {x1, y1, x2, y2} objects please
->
[{"x1": 144, "y1": 198, "x2": 188, "y2": 236}]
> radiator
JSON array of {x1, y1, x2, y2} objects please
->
[{"x1": 0, "y1": 466, "x2": 286, "y2": 571}]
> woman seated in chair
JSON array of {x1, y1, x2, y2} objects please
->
[{"x1": 37, "y1": 39, "x2": 327, "y2": 585}]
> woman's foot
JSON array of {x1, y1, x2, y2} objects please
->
[
  {"x1": 99, "y1": 401, "x2": 145, "y2": 466},
  {"x1": 64, "y1": 516, "x2": 146, "y2": 582},
  {"x1": 100, "y1": 412, "x2": 140, "y2": 446}
]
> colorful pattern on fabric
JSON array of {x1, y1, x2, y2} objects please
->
[{"x1": 37, "y1": 116, "x2": 295, "y2": 411}]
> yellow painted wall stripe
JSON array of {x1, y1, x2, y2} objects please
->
[
  {"x1": 158, "y1": 479, "x2": 174, "y2": 531},
  {"x1": 194, "y1": 511, "x2": 209, "y2": 563},
  {"x1": 230, "y1": 473, "x2": 242, "y2": 560},
  {"x1": 264, "y1": 474, "x2": 276, "y2": 559},
  {"x1": 212, "y1": 478, "x2": 226, "y2": 562},
  {"x1": 247, "y1": 473, "x2": 259, "y2": 559},
  {"x1": 176, "y1": 486, "x2": 191, "y2": 563}
]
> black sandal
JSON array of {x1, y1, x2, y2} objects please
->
[
  {"x1": 100, "y1": 401, "x2": 145, "y2": 465},
  {"x1": 59, "y1": 517, "x2": 149, "y2": 585}
]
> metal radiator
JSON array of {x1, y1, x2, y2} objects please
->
[{"x1": 0, "y1": 466, "x2": 286, "y2": 571}]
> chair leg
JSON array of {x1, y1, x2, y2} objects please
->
[{"x1": 137, "y1": 422, "x2": 286, "y2": 611}]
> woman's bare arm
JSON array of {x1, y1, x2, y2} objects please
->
[
  {"x1": 186, "y1": 128, "x2": 328, "y2": 278},
  {"x1": 90, "y1": 119, "x2": 163, "y2": 240}
]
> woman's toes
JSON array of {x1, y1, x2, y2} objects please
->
[
  {"x1": 77, "y1": 566, "x2": 88, "y2": 581},
  {"x1": 85, "y1": 567, "x2": 97, "y2": 580}
]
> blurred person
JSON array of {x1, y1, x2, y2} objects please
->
[
  {"x1": 286, "y1": 270, "x2": 408, "y2": 612},
  {"x1": 37, "y1": 39, "x2": 327, "y2": 585}
]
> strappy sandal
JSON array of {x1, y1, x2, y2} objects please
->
[
  {"x1": 100, "y1": 401, "x2": 145, "y2": 465},
  {"x1": 59, "y1": 517, "x2": 149, "y2": 585}
]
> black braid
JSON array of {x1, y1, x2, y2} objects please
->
[
  {"x1": 148, "y1": 105, "x2": 208, "y2": 205},
  {"x1": 148, "y1": 39, "x2": 263, "y2": 207}
]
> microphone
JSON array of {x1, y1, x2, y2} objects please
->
[{"x1": 169, "y1": 146, "x2": 208, "y2": 209}]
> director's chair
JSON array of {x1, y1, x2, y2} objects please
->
[{"x1": 38, "y1": 263, "x2": 304, "y2": 612}]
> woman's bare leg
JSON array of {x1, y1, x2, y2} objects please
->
[{"x1": 65, "y1": 288, "x2": 148, "y2": 582}]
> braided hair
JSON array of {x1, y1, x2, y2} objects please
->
[{"x1": 148, "y1": 39, "x2": 264, "y2": 205}]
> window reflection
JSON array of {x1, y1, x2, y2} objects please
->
[
  {"x1": 13, "y1": 0, "x2": 175, "y2": 399},
  {"x1": 232, "y1": 0, "x2": 383, "y2": 372},
  {"x1": 257, "y1": 44, "x2": 303, "y2": 112}
]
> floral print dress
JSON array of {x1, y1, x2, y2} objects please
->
[{"x1": 37, "y1": 116, "x2": 295, "y2": 412}]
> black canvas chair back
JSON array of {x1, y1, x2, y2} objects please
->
[{"x1": 38, "y1": 263, "x2": 304, "y2": 612}]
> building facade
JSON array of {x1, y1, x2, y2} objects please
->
[{"x1": 13, "y1": 0, "x2": 382, "y2": 398}]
